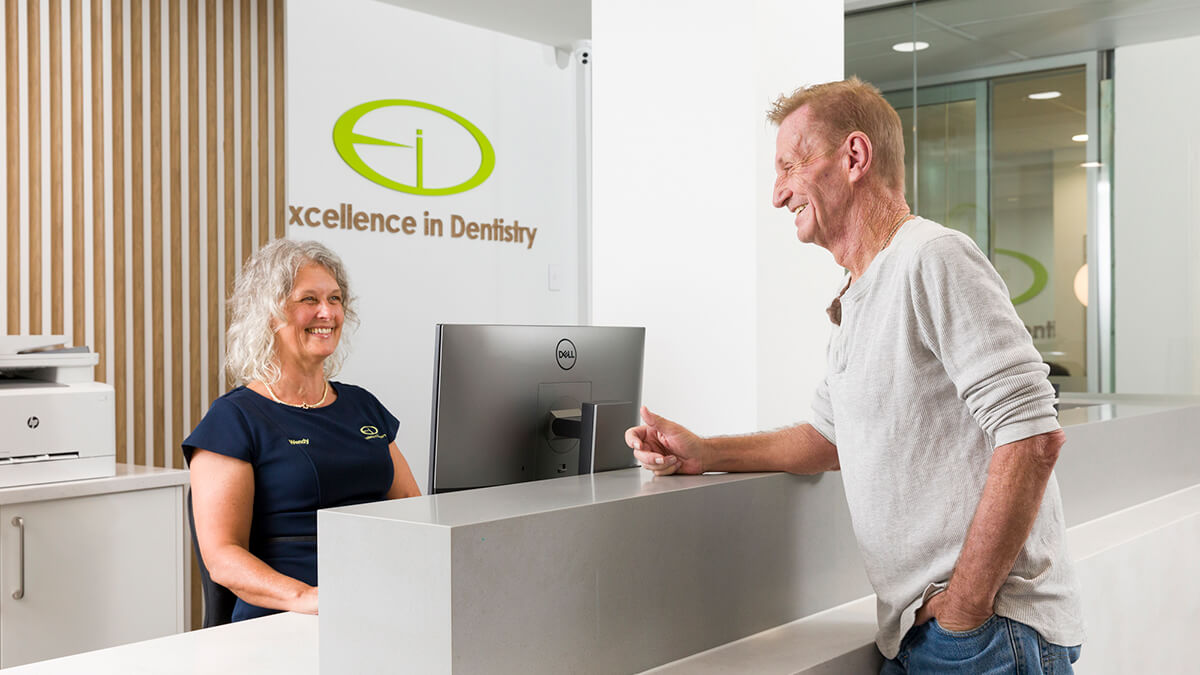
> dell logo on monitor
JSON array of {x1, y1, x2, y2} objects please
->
[{"x1": 556, "y1": 339, "x2": 576, "y2": 370}]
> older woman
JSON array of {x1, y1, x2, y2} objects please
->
[{"x1": 183, "y1": 239, "x2": 420, "y2": 622}]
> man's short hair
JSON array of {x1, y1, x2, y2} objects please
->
[{"x1": 767, "y1": 77, "x2": 906, "y2": 192}]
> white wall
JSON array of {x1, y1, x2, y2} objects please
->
[
  {"x1": 1114, "y1": 36, "x2": 1200, "y2": 394},
  {"x1": 287, "y1": 0, "x2": 584, "y2": 489},
  {"x1": 592, "y1": 1, "x2": 844, "y2": 435}
]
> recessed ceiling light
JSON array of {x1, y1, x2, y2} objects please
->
[
  {"x1": 1072, "y1": 134, "x2": 1088, "y2": 142},
  {"x1": 892, "y1": 41, "x2": 930, "y2": 53},
  {"x1": 1027, "y1": 91, "x2": 1062, "y2": 100},
  {"x1": 1080, "y1": 161, "x2": 1103, "y2": 168}
]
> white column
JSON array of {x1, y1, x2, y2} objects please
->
[
  {"x1": 1114, "y1": 35, "x2": 1200, "y2": 395},
  {"x1": 592, "y1": 0, "x2": 844, "y2": 434}
]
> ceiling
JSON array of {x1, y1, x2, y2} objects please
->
[
  {"x1": 375, "y1": 0, "x2": 590, "y2": 49},
  {"x1": 894, "y1": 68, "x2": 1089, "y2": 157},
  {"x1": 847, "y1": 0, "x2": 1200, "y2": 88},
  {"x1": 369, "y1": 1, "x2": 1200, "y2": 73},
  {"x1": 991, "y1": 69, "x2": 1088, "y2": 156}
]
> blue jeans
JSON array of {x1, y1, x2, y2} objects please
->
[{"x1": 880, "y1": 615, "x2": 1081, "y2": 674}]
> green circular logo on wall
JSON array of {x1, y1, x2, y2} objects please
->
[{"x1": 332, "y1": 99, "x2": 496, "y2": 196}]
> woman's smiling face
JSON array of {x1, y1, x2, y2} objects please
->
[{"x1": 274, "y1": 263, "x2": 344, "y2": 371}]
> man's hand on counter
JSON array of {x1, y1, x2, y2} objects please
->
[{"x1": 626, "y1": 406, "x2": 708, "y2": 476}]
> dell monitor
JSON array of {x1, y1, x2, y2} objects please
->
[{"x1": 428, "y1": 324, "x2": 645, "y2": 494}]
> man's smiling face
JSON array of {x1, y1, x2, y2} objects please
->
[{"x1": 771, "y1": 106, "x2": 850, "y2": 249}]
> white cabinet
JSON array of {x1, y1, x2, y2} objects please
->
[{"x1": 0, "y1": 468, "x2": 188, "y2": 668}]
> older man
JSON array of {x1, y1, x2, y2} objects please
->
[{"x1": 626, "y1": 78, "x2": 1083, "y2": 673}]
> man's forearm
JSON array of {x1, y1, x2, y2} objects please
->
[
  {"x1": 703, "y1": 423, "x2": 839, "y2": 474},
  {"x1": 945, "y1": 429, "x2": 1065, "y2": 613}
]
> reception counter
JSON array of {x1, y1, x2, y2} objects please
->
[
  {"x1": 317, "y1": 392, "x2": 1200, "y2": 674},
  {"x1": 6, "y1": 394, "x2": 1198, "y2": 674},
  {"x1": 318, "y1": 467, "x2": 866, "y2": 674}
]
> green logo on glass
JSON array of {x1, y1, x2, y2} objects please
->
[
  {"x1": 332, "y1": 99, "x2": 495, "y2": 196},
  {"x1": 994, "y1": 249, "x2": 1049, "y2": 305}
]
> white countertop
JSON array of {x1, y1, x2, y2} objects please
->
[
  {"x1": 1055, "y1": 392, "x2": 1199, "y2": 427},
  {"x1": 0, "y1": 613, "x2": 317, "y2": 675},
  {"x1": 0, "y1": 464, "x2": 189, "y2": 505},
  {"x1": 327, "y1": 466, "x2": 772, "y2": 528}
]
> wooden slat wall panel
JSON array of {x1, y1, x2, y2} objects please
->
[
  {"x1": 69, "y1": 0, "x2": 82, "y2": 345},
  {"x1": 220, "y1": 0, "x2": 232, "y2": 394},
  {"x1": 185, "y1": 0, "x2": 201, "y2": 631},
  {"x1": 110, "y1": 0, "x2": 126, "y2": 464},
  {"x1": 2, "y1": 0, "x2": 286, "y2": 630},
  {"x1": 204, "y1": 0, "x2": 217, "y2": 416},
  {"x1": 167, "y1": 0, "x2": 179, "y2": 470},
  {"x1": 5, "y1": 0, "x2": 18, "y2": 332},
  {"x1": 255, "y1": 0, "x2": 264, "y2": 249},
  {"x1": 48, "y1": 0, "x2": 61, "y2": 334},
  {"x1": 27, "y1": 0, "x2": 41, "y2": 334},
  {"x1": 237, "y1": 0, "x2": 246, "y2": 263},
  {"x1": 186, "y1": 0, "x2": 198, "y2": 431},
  {"x1": 272, "y1": 0, "x2": 281, "y2": 240},
  {"x1": 148, "y1": 0, "x2": 161, "y2": 468},
  {"x1": 89, "y1": 0, "x2": 104, "y2": 389},
  {"x1": 130, "y1": 0, "x2": 144, "y2": 468}
]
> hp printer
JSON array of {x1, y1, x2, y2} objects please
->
[{"x1": 0, "y1": 336, "x2": 115, "y2": 488}]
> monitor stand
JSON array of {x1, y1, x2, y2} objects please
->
[
  {"x1": 537, "y1": 383, "x2": 591, "y2": 479},
  {"x1": 549, "y1": 401, "x2": 636, "y2": 475}
]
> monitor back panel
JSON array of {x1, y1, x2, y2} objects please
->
[{"x1": 429, "y1": 324, "x2": 644, "y2": 493}]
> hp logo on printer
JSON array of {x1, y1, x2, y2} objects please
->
[
  {"x1": 27, "y1": 416, "x2": 39, "y2": 429},
  {"x1": 556, "y1": 339, "x2": 576, "y2": 371}
]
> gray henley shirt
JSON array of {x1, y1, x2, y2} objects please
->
[{"x1": 809, "y1": 217, "x2": 1085, "y2": 659}]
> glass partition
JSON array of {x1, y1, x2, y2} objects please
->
[
  {"x1": 990, "y1": 68, "x2": 1089, "y2": 391},
  {"x1": 848, "y1": 3, "x2": 1110, "y2": 392},
  {"x1": 885, "y1": 82, "x2": 989, "y2": 254}
]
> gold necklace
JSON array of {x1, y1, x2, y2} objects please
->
[
  {"x1": 880, "y1": 213, "x2": 911, "y2": 252},
  {"x1": 263, "y1": 380, "x2": 328, "y2": 409}
]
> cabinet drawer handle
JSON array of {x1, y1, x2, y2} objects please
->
[{"x1": 11, "y1": 516, "x2": 24, "y2": 600}]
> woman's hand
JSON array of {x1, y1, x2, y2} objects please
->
[{"x1": 292, "y1": 585, "x2": 319, "y2": 615}]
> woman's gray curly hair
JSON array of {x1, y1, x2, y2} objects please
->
[{"x1": 224, "y1": 239, "x2": 358, "y2": 385}]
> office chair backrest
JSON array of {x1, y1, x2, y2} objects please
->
[{"x1": 187, "y1": 488, "x2": 238, "y2": 628}]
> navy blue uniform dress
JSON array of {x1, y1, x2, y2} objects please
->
[{"x1": 182, "y1": 382, "x2": 397, "y2": 622}]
